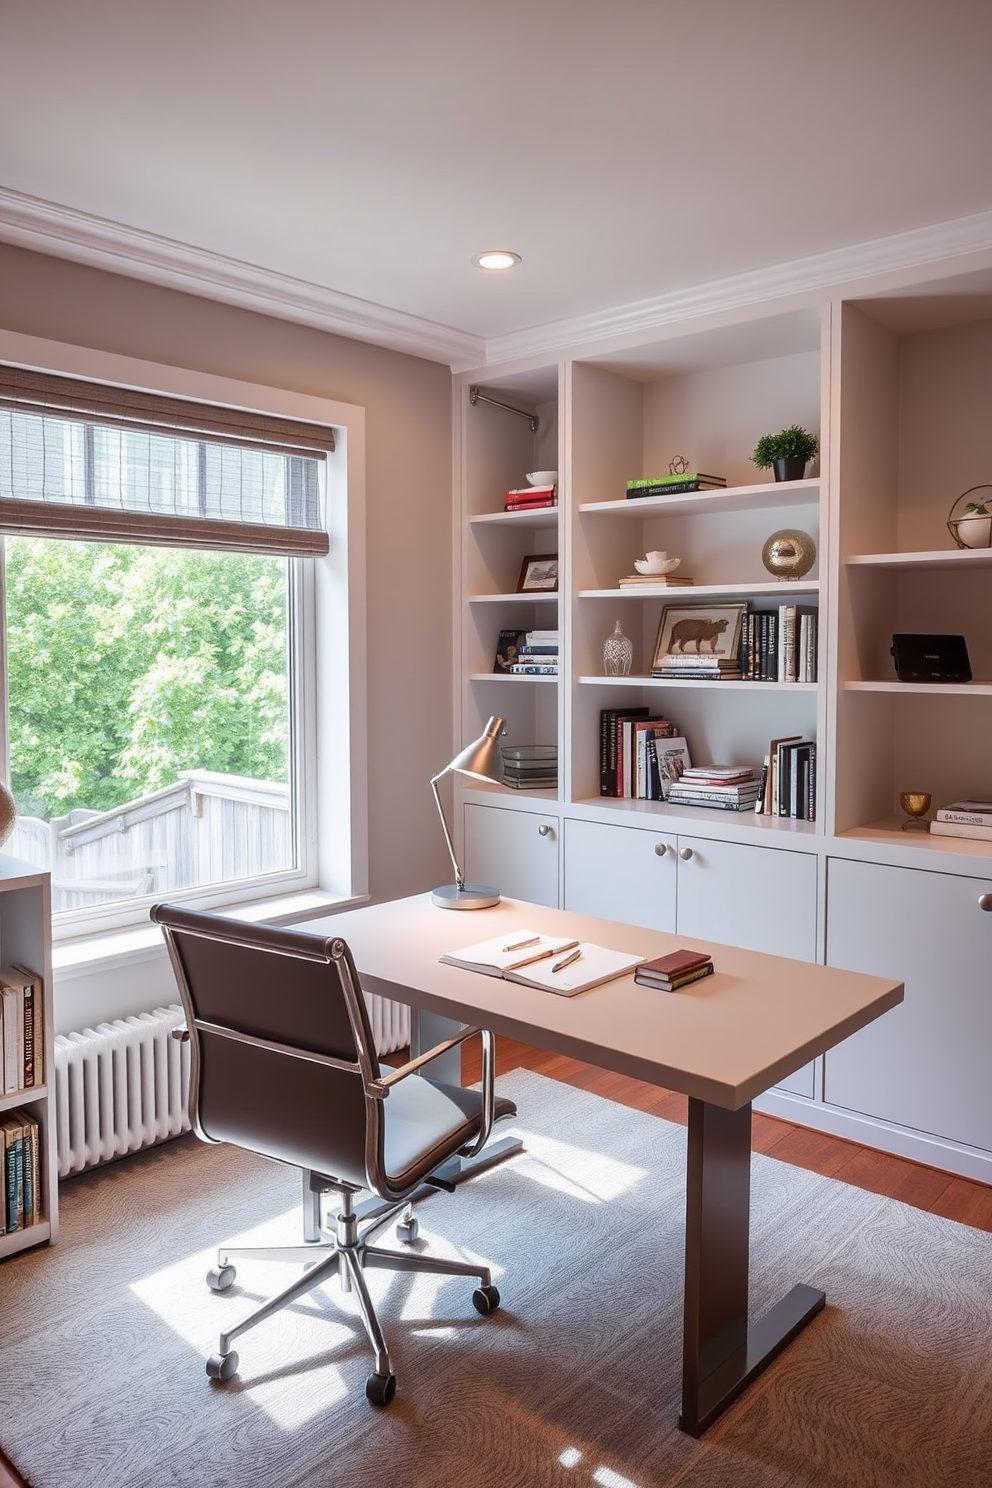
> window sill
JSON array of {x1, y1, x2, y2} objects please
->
[{"x1": 52, "y1": 888, "x2": 370, "y2": 980}]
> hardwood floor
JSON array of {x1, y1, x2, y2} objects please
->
[{"x1": 3, "y1": 1038, "x2": 989, "y2": 1488}]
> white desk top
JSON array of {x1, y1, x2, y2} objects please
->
[{"x1": 302, "y1": 894, "x2": 903, "y2": 1110}]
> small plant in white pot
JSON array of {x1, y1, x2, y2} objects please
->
[{"x1": 947, "y1": 486, "x2": 992, "y2": 549}]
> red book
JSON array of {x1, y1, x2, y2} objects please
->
[{"x1": 638, "y1": 948, "x2": 712, "y2": 978}]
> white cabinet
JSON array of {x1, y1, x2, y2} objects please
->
[
  {"x1": 563, "y1": 817, "x2": 676, "y2": 930},
  {"x1": 0, "y1": 856, "x2": 56, "y2": 1260},
  {"x1": 825, "y1": 856, "x2": 992, "y2": 1151},
  {"x1": 464, "y1": 802, "x2": 560, "y2": 909}
]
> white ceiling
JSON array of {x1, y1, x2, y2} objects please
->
[{"x1": 1, "y1": 0, "x2": 991, "y2": 368}]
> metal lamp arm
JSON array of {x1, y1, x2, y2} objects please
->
[{"x1": 430, "y1": 768, "x2": 464, "y2": 891}]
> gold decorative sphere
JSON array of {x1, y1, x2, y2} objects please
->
[
  {"x1": 761, "y1": 529, "x2": 816, "y2": 580},
  {"x1": 0, "y1": 781, "x2": 15, "y2": 850}
]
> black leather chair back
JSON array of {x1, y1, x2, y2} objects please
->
[{"x1": 151, "y1": 904, "x2": 382, "y2": 1191}]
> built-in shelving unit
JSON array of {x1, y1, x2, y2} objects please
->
[{"x1": 0, "y1": 855, "x2": 55, "y2": 1261}]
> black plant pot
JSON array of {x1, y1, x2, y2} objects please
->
[{"x1": 772, "y1": 457, "x2": 808, "y2": 482}]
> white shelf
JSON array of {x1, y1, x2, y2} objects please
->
[
  {"x1": 570, "y1": 793, "x2": 817, "y2": 837},
  {"x1": 578, "y1": 674, "x2": 817, "y2": 691},
  {"x1": 578, "y1": 478, "x2": 819, "y2": 520},
  {"x1": 843, "y1": 679, "x2": 992, "y2": 696},
  {"x1": 579, "y1": 580, "x2": 820, "y2": 600},
  {"x1": 469, "y1": 508, "x2": 559, "y2": 529},
  {"x1": 847, "y1": 547, "x2": 992, "y2": 572},
  {"x1": 468, "y1": 592, "x2": 559, "y2": 605},
  {"x1": 470, "y1": 673, "x2": 558, "y2": 683}
]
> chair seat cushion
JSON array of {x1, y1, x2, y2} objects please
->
[{"x1": 382, "y1": 1074, "x2": 488, "y2": 1190}]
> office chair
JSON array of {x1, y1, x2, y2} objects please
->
[{"x1": 151, "y1": 903, "x2": 506, "y2": 1406}]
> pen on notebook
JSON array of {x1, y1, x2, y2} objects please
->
[
  {"x1": 551, "y1": 946, "x2": 582, "y2": 973},
  {"x1": 503, "y1": 935, "x2": 541, "y2": 952}
]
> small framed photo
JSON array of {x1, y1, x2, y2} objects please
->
[
  {"x1": 651, "y1": 601, "x2": 747, "y2": 668},
  {"x1": 517, "y1": 553, "x2": 559, "y2": 593}
]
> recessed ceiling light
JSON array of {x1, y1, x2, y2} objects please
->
[{"x1": 472, "y1": 250, "x2": 521, "y2": 271}]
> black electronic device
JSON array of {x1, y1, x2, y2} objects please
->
[{"x1": 890, "y1": 633, "x2": 972, "y2": 683}]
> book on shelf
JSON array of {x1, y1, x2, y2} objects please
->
[
  {"x1": 525, "y1": 629, "x2": 559, "y2": 644},
  {"x1": 438, "y1": 930, "x2": 644, "y2": 996},
  {"x1": 935, "y1": 801, "x2": 992, "y2": 826},
  {"x1": 1, "y1": 980, "x2": 24, "y2": 1095},
  {"x1": 635, "y1": 948, "x2": 714, "y2": 991},
  {"x1": 758, "y1": 735, "x2": 802, "y2": 815},
  {"x1": 493, "y1": 628, "x2": 526, "y2": 673},
  {"x1": 0, "y1": 966, "x2": 41, "y2": 1089},
  {"x1": 505, "y1": 496, "x2": 557, "y2": 512},
  {"x1": 619, "y1": 716, "x2": 678, "y2": 799},
  {"x1": 774, "y1": 740, "x2": 816, "y2": 818},
  {"x1": 517, "y1": 643, "x2": 559, "y2": 656},
  {"x1": 2, "y1": 1108, "x2": 40, "y2": 1233},
  {"x1": 680, "y1": 765, "x2": 755, "y2": 784},
  {"x1": 508, "y1": 663, "x2": 558, "y2": 674},
  {"x1": 617, "y1": 574, "x2": 695, "y2": 588},
  {"x1": 599, "y1": 706, "x2": 649, "y2": 796},
  {"x1": 625, "y1": 474, "x2": 726, "y2": 498},
  {"x1": 652, "y1": 736, "x2": 692, "y2": 800},
  {"x1": 667, "y1": 788, "x2": 760, "y2": 811},
  {"x1": 507, "y1": 484, "x2": 556, "y2": 501},
  {"x1": 928, "y1": 818, "x2": 992, "y2": 842},
  {"x1": 653, "y1": 666, "x2": 742, "y2": 680}
]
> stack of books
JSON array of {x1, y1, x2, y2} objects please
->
[
  {"x1": 929, "y1": 801, "x2": 992, "y2": 842},
  {"x1": 618, "y1": 572, "x2": 694, "y2": 589},
  {"x1": 1, "y1": 964, "x2": 42, "y2": 1093},
  {"x1": 635, "y1": 948, "x2": 714, "y2": 992},
  {"x1": 505, "y1": 484, "x2": 557, "y2": 513},
  {"x1": 1, "y1": 1107, "x2": 41, "y2": 1233},
  {"x1": 626, "y1": 473, "x2": 726, "y2": 499},
  {"x1": 508, "y1": 629, "x2": 559, "y2": 675},
  {"x1": 502, "y1": 745, "x2": 557, "y2": 790},
  {"x1": 667, "y1": 765, "x2": 762, "y2": 811},
  {"x1": 653, "y1": 653, "x2": 742, "y2": 681},
  {"x1": 754, "y1": 736, "x2": 816, "y2": 819}
]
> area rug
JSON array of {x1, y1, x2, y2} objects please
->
[{"x1": 1, "y1": 1070, "x2": 991, "y2": 1488}]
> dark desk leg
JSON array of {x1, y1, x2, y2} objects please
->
[{"x1": 679, "y1": 1098, "x2": 825, "y2": 1437}]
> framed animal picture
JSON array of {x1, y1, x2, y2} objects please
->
[{"x1": 650, "y1": 602, "x2": 747, "y2": 668}]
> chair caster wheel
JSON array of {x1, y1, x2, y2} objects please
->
[
  {"x1": 396, "y1": 1215, "x2": 419, "y2": 1244},
  {"x1": 206, "y1": 1350, "x2": 239, "y2": 1382},
  {"x1": 366, "y1": 1370, "x2": 397, "y2": 1406},
  {"x1": 472, "y1": 1284, "x2": 500, "y2": 1315},
  {"x1": 206, "y1": 1264, "x2": 236, "y2": 1291}
]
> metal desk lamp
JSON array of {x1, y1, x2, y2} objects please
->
[{"x1": 431, "y1": 716, "x2": 506, "y2": 909}]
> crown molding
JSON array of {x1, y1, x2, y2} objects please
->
[
  {"x1": 485, "y1": 210, "x2": 992, "y2": 365},
  {"x1": 0, "y1": 186, "x2": 485, "y2": 370}
]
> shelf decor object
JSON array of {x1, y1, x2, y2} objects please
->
[
  {"x1": 947, "y1": 486, "x2": 992, "y2": 549},
  {"x1": 0, "y1": 780, "x2": 15, "y2": 847},
  {"x1": 751, "y1": 425, "x2": 819, "y2": 482},
  {"x1": 430, "y1": 716, "x2": 507, "y2": 909},
  {"x1": 603, "y1": 620, "x2": 634, "y2": 676},
  {"x1": 762, "y1": 529, "x2": 817, "y2": 580},
  {"x1": 900, "y1": 792, "x2": 932, "y2": 830}
]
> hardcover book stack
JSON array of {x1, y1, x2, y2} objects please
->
[
  {"x1": 505, "y1": 483, "x2": 556, "y2": 513},
  {"x1": 1, "y1": 964, "x2": 42, "y2": 1094},
  {"x1": 929, "y1": 801, "x2": 992, "y2": 842},
  {"x1": 509, "y1": 629, "x2": 559, "y2": 676},
  {"x1": 739, "y1": 605, "x2": 817, "y2": 683},
  {"x1": 501, "y1": 744, "x2": 558, "y2": 790},
  {"x1": 599, "y1": 707, "x2": 687, "y2": 799},
  {"x1": 618, "y1": 571, "x2": 694, "y2": 589},
  {"x1": 667, "y1": 765, "x2": 762, "y2": 812},
  {"x1": 1, "y1": 1107, "x2": 41, "y2": 1234},
  {"x1": 653, "y1": 652, "x2": 742, "y2": 681},
  {"x1": 635, "y1": 948, "x2": 714, "y2": 992},
  {"x1": 625, "y1": 473, "x2": 726, "y2": 499}
]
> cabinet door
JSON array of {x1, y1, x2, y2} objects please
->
[
  {"x1": 825, "y1": 858, "x2": 992, "y2": 1151},
  {"x1": 676, "y1": 835, "x2": 818, "y2": 1097},
  {"x1": 563, "y1": 818, "x2": 677, "y2": 932},
  {"x1": 463, "y1": 803, "x2": 560, "y2": 908},
  {"x1": 674, "y1": 836, "x2": 817, "y2": 961}
]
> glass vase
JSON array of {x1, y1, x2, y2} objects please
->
[{"x1": 603, "y1": 619, "x2": 633, "y2": 676}]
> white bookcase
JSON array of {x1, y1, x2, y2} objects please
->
[
  {"x1": 453, "y1": 256, "x2": 992, "y2": 1183},
  {"x1": 0, "y1": 854, "x2": 56, "y2": 1259}
]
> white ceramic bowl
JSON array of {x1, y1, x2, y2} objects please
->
[
  {"x1": 634, "y1": 555, "x2": 681, "y2": 575},
  {"x1": 526, "y1": 470, "x2": 558, "y2": 486}
]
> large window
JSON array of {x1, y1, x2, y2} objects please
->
[{"x1": 0, "y1": 354, "x2": 360, "y2": 935}]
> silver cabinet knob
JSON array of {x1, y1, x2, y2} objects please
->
[
  {"x1": 654, "y1": 842, "x2": 668, "y2": 857},
  {"x1": 538, "y1": 823, "x2": 553, "y2": 837},
  {"x1": 679, "y1": 846, "x2": 694, "y2": 861},
  {"x1": 979, "y1": 893, "x2": 992, "y2": 911}
]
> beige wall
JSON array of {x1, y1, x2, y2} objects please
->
[{"x1": 0, "y1": 243, "x2": 455, "y2": 905}]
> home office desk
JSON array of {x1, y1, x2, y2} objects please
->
[{"x1": 301, "y1": 892, "x2": 903, "y2": 1436}]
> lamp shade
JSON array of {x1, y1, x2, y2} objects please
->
[{"x1": 446, "y1": 716, "x2": 505, "y2": 783}]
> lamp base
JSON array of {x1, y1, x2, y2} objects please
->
[{"x1": 432, "y1": 883, "x2": 501, "y2": 910}]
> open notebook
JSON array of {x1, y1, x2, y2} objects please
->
[{"x1": 439, "y1": 929, "x2": 645, "y2": 997}]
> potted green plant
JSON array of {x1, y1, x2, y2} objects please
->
[
  {"x1": 751, "y1": 425, "x2": 819, "y2": 482},
  {"x1": 950, "y1": 491, "x2": 992, "y2": 549}
]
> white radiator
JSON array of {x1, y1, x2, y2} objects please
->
[{"x1": 54, "y1": 995, "x2": 411, "y2": 1178}]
